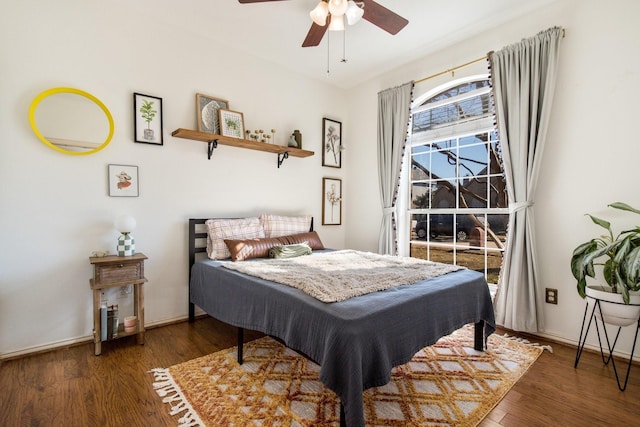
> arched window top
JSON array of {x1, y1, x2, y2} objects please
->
[{"x1": 411, "y1": 75, "x2": 493, "y2": 142}]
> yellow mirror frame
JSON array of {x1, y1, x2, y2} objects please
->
[{"x1": 28, "y1": 87, "x2": 114, "y2": 156}]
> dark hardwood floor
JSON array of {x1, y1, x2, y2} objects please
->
[{"x1": 1, "y1": 317, "x2": 638, "y2": 426}]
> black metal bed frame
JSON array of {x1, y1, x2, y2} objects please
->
[{"x1": 187, "y1": 216, "x2": 484, "y2": 427}]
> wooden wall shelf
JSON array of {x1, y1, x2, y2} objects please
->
[{"x1": 171, "y1": 128, "x2": 314, "y2": 167}]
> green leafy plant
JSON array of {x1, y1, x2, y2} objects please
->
[
  {"x1": 571, "y1": 202, "x2": 640, "y2": 304},
  {"x1": 139, "y1": 100, "x2": 157, "y2": 129}
]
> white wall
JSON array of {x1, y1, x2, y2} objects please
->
[
  {"x1": 4, "y1": 0, "x2": 640, "y2": 360},
  {"x1": 345, "y1": 0, "x2": 640, "y2": 356},
  {"x1": 0, "y1": 1, "x2": 347, "y2": 357}
]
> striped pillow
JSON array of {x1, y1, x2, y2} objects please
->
[
  {"x1": 205, "y1": 217, "x2": 265, "y2": 259},
  {"x1": 260, "y1": 214, "x2": 312, "y2": 238}
]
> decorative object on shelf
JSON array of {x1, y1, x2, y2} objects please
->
[
  {"x1": 322, "y1": 118, "x2": 343, "y2": 168},
  {"x1": 196, "y1": 93, "x2": 229, "y2": 135},
  {"x1": 288, "y1": 134, "x2": 297, "y2": 147},
  {"x1": 322, "y1": 177, "x2": 342, "y2": 225},
  {"x1": 134, "y1": 93, "x2": 163, "y2": 145},
  {"x1": 218, "y1": 109, "x2": 245, "y2": 139},
  {"x1": 108, "y1": 164, "x2": 139, "y2": 197},
  {"x1": 115, "y1": 214, "x2": 136, "y2": 256},
  {"x1": 292, "y1": 129, "x2": 302, "y2": 148},
  {"x1": 124, "y1": 315, "x2": 137, "y2": 333},
  {"x1": 246, "y1": 129, "x2": 274, "y2": 143}
]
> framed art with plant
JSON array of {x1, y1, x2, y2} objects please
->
[
  {"x1": 196, "y1": 93, "x2": 229, "y2": 135},
  {"x1": 218, "y1": 109, "x2": 245, "y2": 139},
  {"x1": 134, "y1": 93, "x2": 163, "y2": 145},
  {"x1": 322, "y1": 118, "x2": 342, "y2": 168},
  {"x1": 108, "y1": 164, "x2": 139, "y2": 197},
  {"x1": 322, "y1": 177, "x2": 342, "y2": 225}
]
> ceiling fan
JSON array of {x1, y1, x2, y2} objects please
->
[{"x1": 238, "y1": 0, "x2": 409, "y2": 47}]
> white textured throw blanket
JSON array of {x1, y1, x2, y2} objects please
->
[{"x1": 222, "y1": 250, "x2": 464, "y2": 302}]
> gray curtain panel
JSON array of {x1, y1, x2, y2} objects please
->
[
  {"x1": 377, "y1": 82, "x2": 414, "y2": 255},
  {"x1": 489, "y1": 27, "x2": 563, "y2": 332}
]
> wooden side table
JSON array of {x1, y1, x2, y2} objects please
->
[{"x1": 89, "y1": 253, "x2": 148, "y2": 355}]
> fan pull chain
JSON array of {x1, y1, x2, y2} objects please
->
[
  {"x1": 341, "y1": 26, "x2": 347, "y2": 63},
  {"x1": 326, "y1": 30, "x2": 331, "y2": 77}
]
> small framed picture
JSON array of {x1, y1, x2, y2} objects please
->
[
  {"x1": 322, "y1": 118, "x2": 342, "y2": 168},
  {"x1": 108, "y1": 164, "x2": 139, "y2": 197},
  {"x1": 218, "y1": 109, "x2": 245, "y2": 139},
  {"x1": 322, "y1": 177, "x2": 342, "y2": 225},
  {"x1": 196, "y1": 93, "x2": 229, "y2": 135},
  {"x1": 134, "y1": 93, "x2": 163, "y2": 145}
]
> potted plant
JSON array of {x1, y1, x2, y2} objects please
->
[
  {"x1": 571, "y1": 202, "x2": 640, "y2": 326},
  {"x1": 140, "y1": 99, "x2": 157, "y2": 141}
]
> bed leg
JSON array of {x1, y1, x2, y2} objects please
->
[
  {"x1": 474, "y1": 321, "x2": 484, "y2": 351},
  {"x1": 340, "y1": 401, "x2": 346, "y2": 427},
  {"x1": 188, "y1": 302, "x2": 195, "y2": 323},
  {"x1": 237, "y1": 327, "x2": 244, "y2": 365}
]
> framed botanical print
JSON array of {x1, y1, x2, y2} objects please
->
[
  {"x1": 322, "y1": 118, "x2": 342, "y2": 168},
  {"x1": 218, "y1": 109, "x2": 245, "y2": 139},
  {"x1": 322, "y1": 177, "x2": 342, "y2": 225},
  {"x1": 196, "y1": 93, "x2": 229, "y2": 135},
  {"x1": 134, "y1": 93, "x2": 163, "y2": 145}
]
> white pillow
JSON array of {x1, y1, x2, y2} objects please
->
[
  {"x1": 205, "y1": 217, "x2": 265, "y2": 259},
  {"x1": 260, "y1": 214, "x2": 312, "y2": 238}
]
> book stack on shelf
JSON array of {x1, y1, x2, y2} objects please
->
[{"x1": 100, "y1": 304, "x2": 119, "y2": 340}]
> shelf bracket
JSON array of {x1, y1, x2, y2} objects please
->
[
  {"x1": 207, "y1": 140, "x2": 218, "y2": 159},
  {"x1": 277, "y1": 151, "x2": 289, "y2": 168}
]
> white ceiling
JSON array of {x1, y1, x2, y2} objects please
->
[{"x1": 149, "y1": 0, "x2": 557, "y2": 89}]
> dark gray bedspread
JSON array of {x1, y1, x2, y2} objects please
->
[{"x1": 190, "y1": 251, "x2": 495, "y2": 427}]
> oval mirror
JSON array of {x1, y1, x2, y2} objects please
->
[{"x1": 28, "y1": 87, "x2": 114, "y2": 155}]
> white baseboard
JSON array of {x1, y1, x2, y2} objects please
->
[{"x1": 0, "y1": 315, "x2": 191, "y2": 361}]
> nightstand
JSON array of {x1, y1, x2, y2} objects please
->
[{"x1": 89, "y1": 253, "x2": 148, "y2": 355}]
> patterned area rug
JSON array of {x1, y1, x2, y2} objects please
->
[{"x1": 151, "y1": 326, "x2": 546, "y2": 426}]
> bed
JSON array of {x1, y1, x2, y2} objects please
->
[{"x1": 188, "y1": 217, "x2": 496, "y2": 427}]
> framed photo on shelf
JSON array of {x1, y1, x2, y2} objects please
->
[
  {"x1": 108, "y1": 164, "x2": 139, "y2": 197},
  {"x1": 218, "y1": 109, "x2": 245, "y2": 139},
  {"x1": 322, "y1": 118, "x2": 342, "y2": 168},
  {"x1": 196, "y1": 93, "x2": 229, "y2": 135},
  {"x1": 133, "y1": 93, "x2": 163, "y2": 145},
  {"x1": 322, "y1": 177, "x2": 342, "y2": 226}
]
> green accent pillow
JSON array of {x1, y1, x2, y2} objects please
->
[{"x1": 268, "y1": 242, "x2": 312, "y2": 259}]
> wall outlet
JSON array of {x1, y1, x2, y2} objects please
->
[
  {"x1": 118, "y1": 285, "x2": 131, "y2": 299},
  {"x1": 545, "y1": 288, "x2": 558, "y2": 304}
]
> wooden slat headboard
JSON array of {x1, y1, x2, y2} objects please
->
[{"x1": 187, "y1": 217, "x2": 314, "y2": 321}]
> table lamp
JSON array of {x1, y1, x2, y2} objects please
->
[{"x1": 115, "y1": 215, "x2": 136, "y2": 256}]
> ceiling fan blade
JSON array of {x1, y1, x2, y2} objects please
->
[
  {"x1": 361, "y1": 0, "x2": 409, "y2": 35},
  {"x1": 238, "y1": 0, "x2": 287, "y2": 3},
  {"x1": 302, "y1": 22, "x2": 329, "y2": 47}
]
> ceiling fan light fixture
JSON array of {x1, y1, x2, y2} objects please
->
[
  {"x1": 345, "y1": 1, "x2": 364, "y2": 25},
  {"x1": 328, "y1": 14, "x2": 345, "y2": 31},
  {"x1": 310, "y1": 1, "x2": 329, "y2": 26},
  {"x1": 328, "y1": 0, "x2": 348, "y2": 17}
]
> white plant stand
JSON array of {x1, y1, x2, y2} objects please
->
[{"x1": 574, "y1": 294, "x2": 640, "y2": 391}]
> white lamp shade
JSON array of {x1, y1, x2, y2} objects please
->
[
  {"x1": 310, "y1": 1, "x2": 329, "y2": 26},
  {"x1": 328, "y1": 14, "x2": 345, "y2": 31},
  {"x1": 115, "y1": 215, "x2": 136, "y2": 233},
  {"x1": 345, "y1": 1, "x2": 364, "y2": 25},
  {"x1": 328, "y1": 0, "x2": 348, "y2": 16}
]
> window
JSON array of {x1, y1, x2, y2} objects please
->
[{"x1": 407, "y1": 76, "x2": 509, "y2": 285}]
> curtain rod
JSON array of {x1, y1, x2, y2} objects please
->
[
  {"x1": 414, "y1": 56, "x2": 487, "y2": 85},
  {"x1": 415, "y1": 28, "x2": 566, "y2": 85}
]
